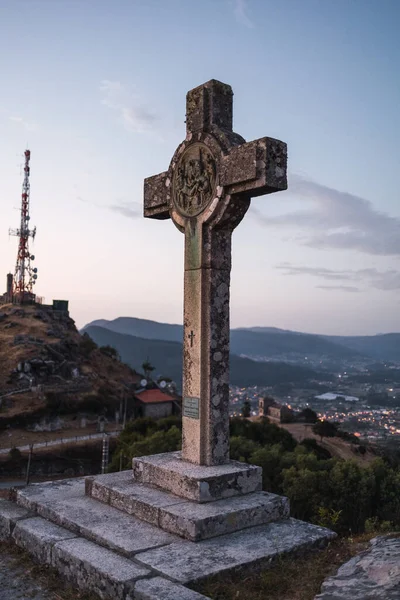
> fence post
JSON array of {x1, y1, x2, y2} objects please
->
[
  {"x1": 101, "y1": 434, "x2": 109, "y2": 474},
  {"x1": 26, "y1": 444, "x2": 34, "y2": 486}
]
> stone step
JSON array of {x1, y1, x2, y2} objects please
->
[
  {"x1": 86, "y1": 470, "x2": 290, "y2": 541},
  {"x1": 5, "y1": 481, "x2": 335, "y2": 596},
  {"x1": 1, "y1": 498, "x2": 210, "y2": 600},
  {"x1": 16, "y1": 478, "x2": 180, "y2": 558},
  {"x1": 134, "y1": 517, "x2": 337, "y2": 585}
]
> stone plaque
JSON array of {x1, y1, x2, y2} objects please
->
[
  {"x1": 183, "y1": 396, "x2": 200, "y2": 419},
  {"x1": 172, "y1": 143, "x2": 216, "y2": 217}
]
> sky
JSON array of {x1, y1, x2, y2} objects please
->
[{"x1": 0, "y1": 0, "x2": 399, "y2": 336}]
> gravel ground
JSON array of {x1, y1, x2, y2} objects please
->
[
  {"x1": 0, "y1": 549, "x2": 56, "y2": 600},
  {"x1": 0, "y1": 544, "x2": 95, "y2": 600}
]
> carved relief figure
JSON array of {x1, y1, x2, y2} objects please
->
[{"x1": 173, "y1": 144, "x2": 216, "y2": 216}]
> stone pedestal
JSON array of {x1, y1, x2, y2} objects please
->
[{"x1": 132, "y1": 451, "x2": 262, "y2": 502}]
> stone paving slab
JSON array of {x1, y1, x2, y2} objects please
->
[
  {"x1": 133, "y1": 576, "x2": 210, "y2": 600},
  {"x1": 314, "y1": 535, "x2": 400, "y2": 600},
  {"x1": 17, "y1": 477, "x2": 85, "y2": 511},
  {"x1": 135, "y1": 518, "x2": 336, "y2": 584},
  {"x1": 33, "y1": 493, "x2": 179, "y2": 556},
  {"x1": 132, "y1": 451, "x2": 262, "y2": 502},
  {"x1": 0, "y1": 498, "x2": 32, "y2": 540},
  {"x1": 53, "y1": 537, "x2": 150, "y2": 600},
  {"x1": 12, "y1": 516, "x2": 77, "y2": 564}
]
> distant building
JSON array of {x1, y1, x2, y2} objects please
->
[
  {"x1": 1, "y1": 273, "x2": 14, "y2": 304},
  {"x1": 315, "y1": 392, "x2": 359, "y2": 403},
  {"x1": 259, "y1": 397, "x2": 294, "y2": 423},
  {"x1": 133, "y1": 388, "x2": 179, "y2": 419}
]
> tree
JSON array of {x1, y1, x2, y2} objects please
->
[
  {"x1": 99, "y1": 345, "x2": 120, "y2": 360},
  {"x1": 142, "y1": 359, "x2": 155, "y2": 380},
  {"x1": 80, "y1": 332, "x2": 97, "y2": 357},
  {"x1": 312, "y1": 419, "x2": 338, "y2": 442},
  {"x1": 298, "y1": 408, "x2": 318, "y2": 423},
  {"x1": 241, "y1": 401, "x2": 251, "y2": 418}
]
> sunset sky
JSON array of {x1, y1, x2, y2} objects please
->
[{"x1": 0, "y1": 0, "x2": 399, "y2": 335}]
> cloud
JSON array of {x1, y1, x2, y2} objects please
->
[
  {"x1": 254, "y1": 174, "x2": 400, "y2": 256},
  {"x1": 277, "y1": 263, "x2": 400, "y2": 291},
  {"x1": 100, "y1": 80, "x2": 156, "y2": 133},
  {"x1": 76, "y1": 194, "x2": 140, "y2": 219},
  {"x1": 108, "y1": 202, "x2": 140, "y2": 219},
  {"x1": 316, "y1": 285, "x2": 360, "y2": 293},
  {"x1": 9, "y1": 116, "x2": 39, "y2": 132},
  {"x1": 233, "y1": 0, "x2": 254, "y2": 28}
]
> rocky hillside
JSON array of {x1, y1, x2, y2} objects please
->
[{"x1": 0, "y1": 303, "x2": 141, "y2": 423}]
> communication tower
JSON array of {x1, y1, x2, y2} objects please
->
[{"x1": 9, "y1": 149, "x2": 38, "y2": 303}]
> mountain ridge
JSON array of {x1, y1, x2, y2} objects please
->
[{"x1": 83, "y1": 316, "x2": 400, "y2": 362}]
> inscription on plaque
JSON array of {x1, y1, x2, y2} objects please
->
[{"x1": 183, "y1": 396, "x2": 200, "y2": 419}]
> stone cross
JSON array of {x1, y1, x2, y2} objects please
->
[{"x1": 144, "y1": 80, "x2": 287, "y2": 466}]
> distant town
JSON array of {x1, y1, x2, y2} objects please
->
[{"x1": 230, "y1": 357, "x2": 400, "y2": 442}]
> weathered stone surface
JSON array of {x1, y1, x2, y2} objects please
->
[
  {"x1": 143, "y1": 171, "x2": 169, "y2": 220},
  {"x1": 185, "y1": 79, "x2": 233, "y2": 135},
  {"x1": 143, "y1": 79, "x2": 287, "y2": 466},
  {"x1": 133, "y1": 576, "x2": 210, "y2": 600},
  {"x1": 53, "y1": 537, "x2": 150, "y2": 599},
  {"x1": 17, "y1": 477, "x2": 84, "y2": 511},
  {"x1": 221, "y1": 137, "x2": 287, "y2": 196},
  {"x1": 12, "y1": 516, "x2": 77, "y2": 564},
  {"x1": 87, "y1": 470, "x2": 187, "y2": 526},
  {"x1": 34, "y1": 493, "x2": 179, "y2": 556},
  {"x1": 0, "y1": 499, "x2": 32, "y2": 540},
  {"x1": 133, "y1": 451, "x2": 262, "y2": 502},
  {"x1": 159, "y1": 491, "x2": 289, "y2": 541},
  {"x1": 315, "y1": 535, "x2": 400, "y2": 599},
  {"x1": 135, "y1": 518, "x2": 335, "y2": 584}
]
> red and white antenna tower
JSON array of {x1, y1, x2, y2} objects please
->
[{"x1": 9, "y1": 149, "x2": 38, "y2": 303}]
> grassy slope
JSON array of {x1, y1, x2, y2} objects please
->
[{"x1": 0, "y1": 304, "x2": 140, "y2": 420}]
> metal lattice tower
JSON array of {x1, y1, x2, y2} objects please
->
[{"x1": 9, "y1": 149, "x2": 38, "y2": 303}]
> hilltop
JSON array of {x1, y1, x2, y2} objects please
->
[{"x1": 0, "y1": 303, "x2": 141, "y2": 426}]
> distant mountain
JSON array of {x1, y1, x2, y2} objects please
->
[
  {"x1": 229, "y1": 329, "x2": 361, "y2": 360},
  {"x1": 85, "y1": 317, "x2": 183, "y2": 343},
  {"x1": 85, "y1": 325, "x2": 325, "y2": 388},
  {"x1": 83, "y1": 317, "x2": 400, "y2": 363},
  {"x1": 84, "y1": 317, "x2": 364, "y2": 362},
  {"x1": 322, "y1": 333, "x2": 400, "y2": 362}
]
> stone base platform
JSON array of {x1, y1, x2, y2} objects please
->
[
  {"x1": 0, "y1": 475, "x2": 336, "y2": 600},
  {"x1": 86, "y1": 470, "x2": 289, "y2": 541},
  {"x1": 132, "y1": 451, "x2": 262, "y2": 502}
]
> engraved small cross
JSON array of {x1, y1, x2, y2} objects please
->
[{"x1": 188, "y1": 330, "x2": 195, "y2": 347}]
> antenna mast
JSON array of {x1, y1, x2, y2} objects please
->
[{"x1": 9, "y1": 149, "x2": 38, "y2": 303}]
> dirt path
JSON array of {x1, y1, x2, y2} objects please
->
[
  {"x1": 0, "y1": 430, "x2": 120, "y2": 456},
  {"x1": 0, "y1": 424, "x2": 121, "y2": 451},
  {"x1": 279, "y1": 423, "x2": 375, "y2": 465}
]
